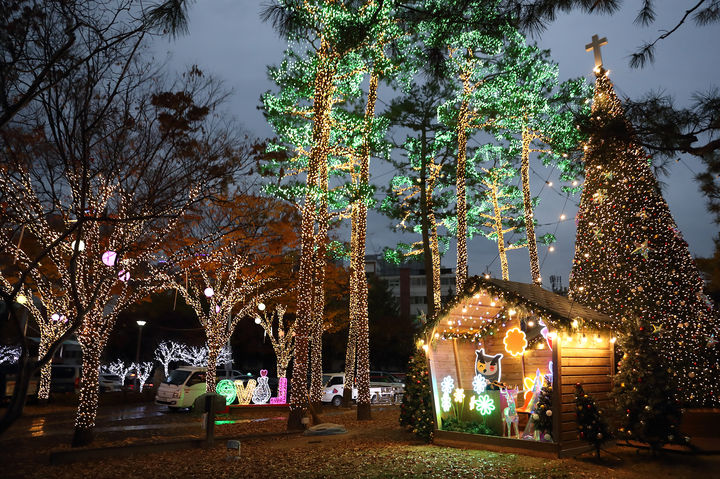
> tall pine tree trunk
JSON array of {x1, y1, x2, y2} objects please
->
[
  {"x1": 454, "y1": 61, "x2": 476, "y2": 296},
  {"x1": 490, "y1": 185, "x2": 510, "y2": 280},
  {"x1": 72, "y1": 343, "x2": 101, "y2": 447},
  {"x1": 354, "y1": 72, "x2": 378, "y2": 421},
  {"x1": 428, "y1": 206, "x2": 442, "y2": 310},
  {"x1": 288, "y1": 41, "x2": 337, "y2": 430},
  {"x1": 309, "y1": 169, "x2": 328, "y2": 410},
  {"x1": 521, "y1": 125, "x2": 541, "y2": 284},
  {"x1": 455, "y1": 95, "x2": 469, "y2": 294},
  {"x1": 418, "y1": 127, "x2": 437, "y2": 320}
]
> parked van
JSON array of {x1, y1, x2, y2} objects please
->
[
  {"x1": 321, "y1": 372, "x2": 384, "y2": 407},
  {"x1": 155, "y1": 367, "x2": 207, "y2": 410}
]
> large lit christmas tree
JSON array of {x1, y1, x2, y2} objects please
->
[{"x1": 569, "y1": 66, "x2": 720, "y2": 407}]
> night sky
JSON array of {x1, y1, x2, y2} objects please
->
[{"x1": 151, "y1": 1, "x2": 718, "y2": 287}]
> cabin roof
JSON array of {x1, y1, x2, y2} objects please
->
[{"x1": 429, "y1": 276, "x2": 615, "y2": 336}]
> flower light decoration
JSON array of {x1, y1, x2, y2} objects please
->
[
  {"x1": 440, "y1": 376, "x2": 454, "y2": 412},
  {"x1": 503, "y1": 327, "x2": 528, "y2": 357},
  {"x1": 475, "y1": 394, "x2": 496, "y2": 416},
  {"x1": 252, "y1": 370, "x2": 272, "y2": 404},
  {"x1": 472, "y1": 374, "x2": 488, "y2": 395},
  {"x1": 453, "y1": 388, "x2": 466, "y2": 404}
]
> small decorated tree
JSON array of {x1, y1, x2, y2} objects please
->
[
  {"x1": 255, "y1": 305, "x2": 295, "y2": 378},
  {"x1": 575, "y1": 383, "x2": 611, "y2": 458},
  {"x1": 154, "y1": 341, "x2": 188, "y2": 378},
  {"x1": 101, "y1": 359, "x2": 132, "y2": 387},
  {"x1": 132, "y1": 362, "x2": 154, "y2": 393},
  {"x1": 400, "y1": 348, "x2": 434, "y2": 442},
  {"x1": 530, "y1": 377, "x2": 553, "y2": 441},
  {"x1": 612, "y1": 318, "x2": 687, "y2": 452},
  {"x1": 0, "y1": 345, "x2": 21, "y2": 365}
]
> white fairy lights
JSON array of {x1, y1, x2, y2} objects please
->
[{"x1": 157, "y1": 254, "x2": 275, "y2": 393}]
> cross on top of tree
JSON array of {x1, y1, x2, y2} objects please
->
[{"x1": 585, "y1": 34, "x2": 608, "y2": 70}]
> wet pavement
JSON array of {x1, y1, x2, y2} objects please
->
[{"x1": 1, "y1": 403, "x2": 199, "y2": 440}]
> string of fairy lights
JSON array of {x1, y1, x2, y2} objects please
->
[
  {"x1": 255, "y1": 305, "x2": 295, "y2": 378},
  {"x1": 426, "y1": 277, "x2": 612, "y2": 344},
  {"x1": 156, "y1": 253, "x2": 274, "y2": 393},
  {"x1": 0, "y1": 165, "x2": 202, "y2": 443}
]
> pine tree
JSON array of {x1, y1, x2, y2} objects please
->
[
  {"x1": 612, "y1": 318, "x2": 688, "y2": 452},
  {"x1": 400, "y1": 349, "x2": 434, "y2": 442},
  {"x1": 568, "y1": 70, "x2": 720, "y2": 407},
  {"x1": 530, "y1": 376, "x2": 553, "y2": 441},
  {"x1": 574, "y1": 383, "x2": 611, "y2": 458}
]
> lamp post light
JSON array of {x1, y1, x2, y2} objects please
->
[{"x1": 135, "y1": 320, "x2": 146, "y2": 390}]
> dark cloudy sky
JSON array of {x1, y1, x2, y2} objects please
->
[{"x1": 152, "y1": 1, "x2": 718, "y2": 287}]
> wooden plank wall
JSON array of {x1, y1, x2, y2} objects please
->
[
  {"x1": 558, "y1": 335, "x2": 614, "y2": 453},
  {"x1": 429, "y1": 319, "x2": 554, "y2": 434}
]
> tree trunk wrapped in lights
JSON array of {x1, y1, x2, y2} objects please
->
[
  {"x1": 260, "y1": 0, "x2": 405, "y2": 427},
  {"x1": 569, "y1": 70, "x2": 720, "y2": 407},
  {"x1": 75, "y1": 343, "x2": 102, "y2": 444},
  {"x1": 3, "y1": 279, "x2": 73, "y2": 401}
]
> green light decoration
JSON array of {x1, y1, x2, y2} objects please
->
[
  {"x1": 216, "y1": 379, "x2": 237, "y2": 405},
  {"x1": 472, "y1": 394, "x2": 496, "y2": 416}
]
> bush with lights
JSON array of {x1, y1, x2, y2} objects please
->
[
  {"x1": 400, "y1": 348, "x2": 434, "y2": 442},
  {"x1": 530, "y1": 376, "x2": 553, "y2": 441},
  {"x1": 612, "y1": 317, "x2": 688, "y2": 452},
  {"x1": 574, "y1": 383, "x2": 611, "y2": 458}
]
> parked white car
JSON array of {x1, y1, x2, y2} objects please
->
[
  {"x1": 321, "y1": 372, "x2": 384, "y2": 407},
  {"x1": 99, "y1": 373, "x2": 122, "y2": 393},
  {"x1": 155, "y1": 367, "x2": 207, "y2": 410}
]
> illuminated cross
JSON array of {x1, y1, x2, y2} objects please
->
[{"x1": 585, "y1": 34, "x2": 608, "y2": 69}]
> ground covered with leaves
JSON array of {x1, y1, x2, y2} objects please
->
[{"x1": 2, "y1": 405, "x2": 719, "y2": 478}]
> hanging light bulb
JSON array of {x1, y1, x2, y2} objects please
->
[
  {"x1": 16, "y1": 294, "x2": 27, "y2": 305},
  {"x1": 258, "y1": 302, "x2": 266, "y2": 311},
  {"x1": 254, "y1": 316, "x2": 262, "y2": 324},
  {"x1": 203, "y1": 287, "x2": 214, "y2": 298},
  {"x1": 102, "y1": 251, "x2": 117, "y2": 266}
]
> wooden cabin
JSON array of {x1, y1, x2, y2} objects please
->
[{"x1": 426, "y1": 277, "x2": 616, "y2": 457}]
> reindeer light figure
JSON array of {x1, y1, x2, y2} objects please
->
[{"x1": 501, "y1": 387, "x2": 520, "y2": 438}]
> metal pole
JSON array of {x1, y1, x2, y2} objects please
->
[{"x1": 135, "y1": 323, "x2": 143, "y2": 390}]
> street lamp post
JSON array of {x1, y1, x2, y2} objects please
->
[{"x1": 135, "y1": 320, "x2": 146, "y2": 390}]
